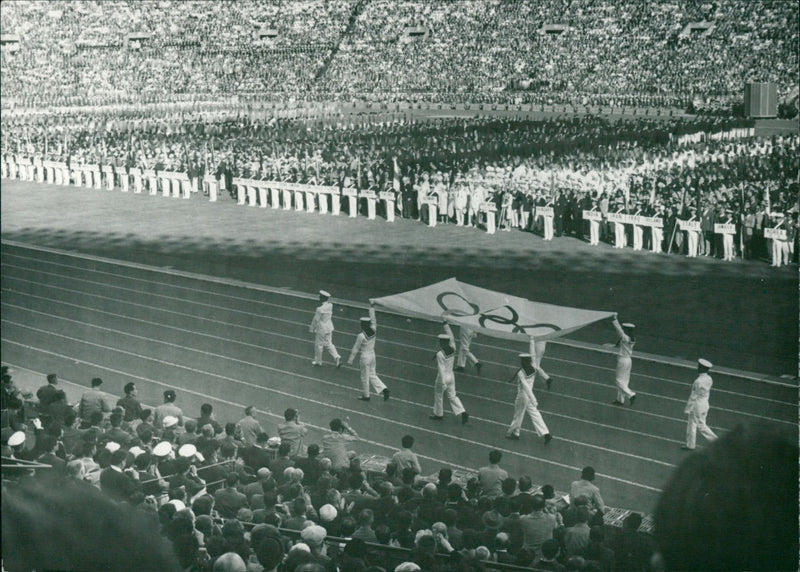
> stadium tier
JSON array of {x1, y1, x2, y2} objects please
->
[{"x1": 1, "y1": 0, "x2": 798, "y2": 110}]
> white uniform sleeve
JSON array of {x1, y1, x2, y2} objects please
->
[
  {"x1": 348, "y1": 334, "x2": 364, "y2": 363},
  {"x1": 369, "y1": 307, "x2": 377, "y2": 332}
]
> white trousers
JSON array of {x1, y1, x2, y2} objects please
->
[
  {"x1": 722, "y1": 234, "x2": 735, "y2": 261},
  {"x1": 615, "y1": 357, "x2": 635, "y2": 402},
  {"x1": 433, "y1": 374, "x2": 465, "y2": 417},
  {"x1": 686, "y1": 410, "x2": 717, "y2": 449},
  {"x1": 314, "y1": 332, "x2": 340, "y2": 364},
  {"x1": 457, "y1": 341, "x2": 478, "y2": 368},
  {"x1": 772, "y1": 239, "x2": 787, "y2": 266},
  {"x1": 507, "y1": 390, "x2": 549, "y2": 437},
  {"x1": 632, "y1": 226, "x2": 643, "y2": 250},
  {"x1": 359, "y1": 353, "x2": 386, "y2": 397},
  {"x1": 651, "y1": 228, "x2": 663, "y2": 253},
  {"x1": 614, "y1": 223, "x2": 626, "y2": 248},
  {"x1": 589, "y1": 220, "x2": 600, "y2": 245},
  {"x1": 543, "y1": 216, "x2": 554, "y2": 240},
  {"x1": 687, "y1": 231, "x2": 698, "y2": 257}
]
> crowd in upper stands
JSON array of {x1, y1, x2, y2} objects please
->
[
  {"x1": 1, "y1": 0, "x2": 797, "y2": 110},
  {"x1": 2, "y1": 367, "x2": 798, "y2": 572}
]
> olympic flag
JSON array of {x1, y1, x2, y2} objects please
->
[{"x1": 371, "y1": 278, "x2": 614, "y2": 341}]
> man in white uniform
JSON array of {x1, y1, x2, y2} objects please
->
[
  {"x1": 611, "y1": 316, "x2": 637, "y2": 406},
  {"x1": 430, "y1": 321, "x2": 468, "y2": 424},
  {"x1": 453, "y1": 326, "x2": 482, "y2": 375},
  {"x1": 348, "y1": 304, "x2": 389, "y2": 401},
  {"x1": 505, "y1": 343, "x2": 552, "y2": 445},
  {"x1": 309, "y1": 290, "x2": 341, "y2": 367},
  {"x1": 682, "y1": 359, "x2": 718, "y2": 450}
]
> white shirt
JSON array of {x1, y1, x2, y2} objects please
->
[
  {"x1": 310, "y1": 301, "x2": 335, "y2": 335},
  {"x1": 685, "y1": 372, "x2": 713, "y2": 414}
]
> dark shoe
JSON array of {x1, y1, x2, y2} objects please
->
[
  {"x1": 382, "y1": 388, "x2": 390, "y2": 401},
  {"x1": 475, "y1": 363, "x2": 482, "y2": 376},
  {"x1": 611, "y1": 400, "x2": 625, "y2": 406},
  {"x1": 335, "y1": 357, "x2": 341, "y2": 368},
  {"x1": 358, "y1": 396, "x2": 371, "y2": 401},
  {"x1": 680, "y1": 445, "x2": 694, "y2": 450},
  {"x1": 629, "y1": 394, "x2": 637, "y2": 406},
  {"x1": 505, "y1": 434, "x2": 520, "y2": 440},
  {"x1": 546, "y1": 377, "x2": 552, "y2": 390},
  {"x1": 453, "y1": 366, "x2": 465, "y2": 372},
  {"x1": 429, "y1": 415, "x2": 444, "y2": 421},
  {"x1": 461, "y1": 412, "x2": 469, "y2": 425},
  {"x1": 544, "y1": 433, "x2": 552, "y2": 445}
]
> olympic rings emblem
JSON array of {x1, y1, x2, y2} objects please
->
[{"x1": 437, "y1": 292, "x2": 561, "y2": 335}]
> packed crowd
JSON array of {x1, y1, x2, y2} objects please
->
[
  {"x1": 1, "y1": 0, "x2": 797, "y2": 109},
  {"x1": 3, "y1": 112, "x2": 798, "y2": 264},
  {"x1": 2, "y1": 368, "x2": 797, "y2": 572}
]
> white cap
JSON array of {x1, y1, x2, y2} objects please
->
[
  {"x1": 168, "y1": 499, "x2": 186, "y2": 511},
  {"x1": 698, "y1": 358, "x2": 713, "y2": 369},
  {"x1": 622, "y1": 323, "x2": 635, "y2": 329},
  {"x1": 437, "y1": 334, "x2": 451, "y2": 340},
  {"x1": 153, "y1": 441, "x2": 172, "y2": 457},
  {"x1": 178, "y1": 444, "x2": 197, "y2": 458},
  {"x1": 129, "y1": 446, "x2": 146, "y2": 458},
  {"x1": 105, "y1": 441, "x2": 121, "y2": 453},
  {"x1": 319, "y1": 504, "x2": 338, "y2": 522},
  {"x1": 267, "y1": 436, "x2": 281, "y2": 447},
  {"x1": 360, "y1": 317, "x2": 371, "y2": 323},
  {"x1": 518, "y1": 353, "x2": 531, "y2": 359},
  {"x1": 162, "y1": 416, "x2": 179, "y2": 428},
  {"x1": 319, "y1": 290, "x2": 331, "y2": 298},
  {"x1": 8, "y1": 431, "x2": 26, "y2": 447}
]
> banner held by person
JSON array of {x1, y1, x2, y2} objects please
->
[{"x1": 371, "y1": 278, "x2": 614, "y2": 341}]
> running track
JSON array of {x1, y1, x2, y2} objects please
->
[{"x1": 2, "y1": 242, "x2": 796, "y2": 514}]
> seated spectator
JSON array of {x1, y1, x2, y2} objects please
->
[
  {"x1": 235, "y1": 405, "x2": 263, "y2": 447},
  {"x1": 478, "y1": 449, "x2": 508, "y2": 498},
  {"x1": 278, "y1": 407, "x2": 308, "y2": 457},
  {"x1": 569, "y1": 466, "x2": 606, "y2": 516},
  {"x1": 214, "y1": 473, "x2": 248, "y2": 519},
  {"x1": 536, "y1": 538, "x2": 564, "y2": 571},
  {"x1": 116, "y1": 381, "x2": 143, "y2": 423},
  {"x1": 392, "y1": 434, "x2": 422, "y2": 475},
  {"x1": 519, "y1": 493, "x2": 556, "y2": 558},
  {"x1": 564, "y1": 507, "x2": 591, "y2": 557},
  {"x1": 584, "y1": 525, "x2": 614, "y2": 572}
]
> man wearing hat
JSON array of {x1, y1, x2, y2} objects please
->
[
  {"x1": 430, "y1": 321, "x2": 468, "y2": 424},
  {"x1": 611, "y1": 315, "x2": 637, "y2": 406},
  {"x1": 300, "y1": 524, "x2": 334, "y2": 570},
  {"x1": 310, "y1": 290, "x2": 341, "y2": 367},
  {"x1": 505, "y1": 344, "x2": 551, "y2": 444},
  {"x1": 347, "y1": 303, "x2": 389, "y2": 401},
  {"x1": 682, "y1": 359, "x2": 718, "y2": 450}
]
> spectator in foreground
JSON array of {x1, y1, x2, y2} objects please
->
[
  {"x1": 2, "y1": 477, "x2": 180, "y2": 571},
  {"x1": 655, "y1": 423, "x2": 798, "y2": 572}
]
